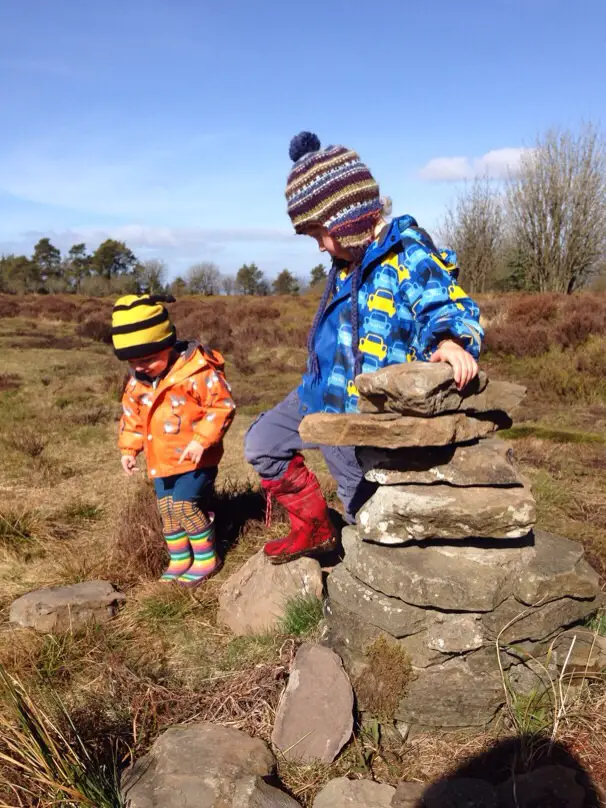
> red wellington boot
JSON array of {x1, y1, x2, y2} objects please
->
[{"x1": 262, "y1": 454, "x2": 337, "y2": 564}]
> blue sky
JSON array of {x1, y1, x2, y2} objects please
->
[{"x1": 1, "y1": 0, "x2": 604, "y2": 282}]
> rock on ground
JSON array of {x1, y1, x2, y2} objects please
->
[
  {"x1": 356, "y1": 363, "x2": 525, "y2": 418},
  {"x1": 356, "y1": 483, "x2": 536, "y2": 543},
  {"x1": 272, "y1": 643, "x2": 353, "y2": 763},
  {"x1": 340, "y1": 526, "x2": 535, "y2": 612},
  {"x1": 9, "y1": 581, "x2": 125, "y2": 633},
  {"x1": 391, "y1": 781, "x2": 426, "y2": 807},
  {"x1": 232, "y1": 776, "x2": 300, "y2": 807},
  {"x1": 361, "y1": 438, "x2": 523, "y2": 488},
  {"x1": 299, "y1": 411, "x2": 506, "y2": 449},
  {"x1": 218, "y1": 550, "x2": 323, "y2": 636},
  {"x1": 121, "y1": 723, "x2": 280, "y2": 808},
  {"x1": 313, "y1": 777, "x2": 395, "y2": 807}
]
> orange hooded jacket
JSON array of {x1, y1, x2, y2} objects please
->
[{"x1": 118, "y1": 342, "x2": 235, "y2": 478}]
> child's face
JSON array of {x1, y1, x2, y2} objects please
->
[
  {"x1": 305, "y1": 226, "x2": 353, "y2": 261},
  {"x1": 128, "y1": 348, "x2": 172, "y2": 378}
]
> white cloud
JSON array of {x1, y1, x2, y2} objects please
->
[{"x1": 419, "y1": 147, "x2": 532, "y2": 182}]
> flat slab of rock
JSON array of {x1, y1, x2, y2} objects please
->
[
  {"x1": 122, "y1": 723, "x2": 277, "y2": 807},
  {"x1": 497, "y1": 765, "x2": 585, "y2": 808},
  {"x1": 232, "y1": 777, "x2": 300, "y2": 807},
  {"x1": 391, "y1": 781, "x2": 426, "y2": 807},
  {"x1": 218, "y1": 550, "x2": 323, "y2": 636},
  {"x1": 341, "y1": 526, "x2": 534, "y2": 612},
  {"x1": 483, "y1": 595, "x2": 599, "y2": 643},
  {"x1": 513, "y1": 530, "x2": 600, "y2": 605},
  {"x1": 272, "y1": 643, "x2": 353, "y2": 763},
  {"x1": 327, "y1": 564, "x2": 428, "y2": 638},
  {"x1": 552, "y1": 629, "x2": 606, "y2": 672},
  {"x1": 357, "y1": 483, "x2": 536, "y2": 543},
  {"x1": 313, "y1": 777, "x2": 395, "y2": 807},
  {"x1": 356, "y1": 363, "x2": 525, "y2": 418},
  {"x1": 361, "y1": 438, "x2": 523, "y2": 487},
  {"x1": 395, "y1": 659, "x2": 505, "y2": 728},
  {"x1": 299, "y1": 411, "x2": 507, "y2": 449},
  {"x1": 9, "y1": 581, "x2": 125, "y2": 633}
]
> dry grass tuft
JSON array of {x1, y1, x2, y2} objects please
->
[
  {"x1": 108, "y1": 482, "x2": 166, "y2": 585},
  {"x1": 354, "y1": 636, "x2": 413, "y2": 721}
]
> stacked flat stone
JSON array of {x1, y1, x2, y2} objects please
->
[{"x1": 300, "y1": 364, "x2": 602, "y2": 733}]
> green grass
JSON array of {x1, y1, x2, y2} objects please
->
[
  {"x1": 135, "y1": 591, "x2": 194, "y2": 628},
  {"x1": 502, "y1": 424, "x2": 606, "y2": 444},
  {"x1": 508, "y1": 686, "x2": 554, "y2": 736},
  {"x1": 60, "y1": 500, "x2": 104, "y2": 523},
  {"x1": 280, "y1": 594, "x2": 324, "y2": 637},
  {"x1": 220, "y1": 633, "x2": 279, "y2": 670},
  {"x1": 586, "y1": 612, "x2": 606, "y2": 637},
  {"x1": 0, "y1": 509, "x2": 41, "y2": 555}
]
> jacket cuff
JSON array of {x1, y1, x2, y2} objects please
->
[{"x1": 120, "y1": 448, "x2": 140, "y2": 457}]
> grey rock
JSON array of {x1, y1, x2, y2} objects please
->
[
  {"x1": 426, "y1": 613, "x2": 483, "y2": 654},
  {"x1": 9, "y1": 581, "x2": 125, "y2": 633},
  {"x1": 395, "y1": 659, "x2": 505, "y2": 728},
  {"x1": 357, "y1": 483, "x2": 536, "y2": 543},
  {"x1": 356, "y1": 363, "x2": 525, "y2": 418},
  {"x1": 514, "y1": 530, "x2": 600, "y2": 605},
  {"x1": 497, "y1": 765, "x2": 585, "y2": 808},
  {"x1": 361, "y1": 439, "x2": 523, "y2": 488},
  {"x1": 420, "y1": 778, "x2": 498, "y2": 808},
  {"x1": 313, "y1": 776, "x2": 395, "y2": 807},
  {"x1": 272, "y1": 643, "x2": 353, "y2": 763},
  {"x1": 218, "y1": 550, "x2": 323, "y2": 636},
  {"x1": 341, "y1": 526, "x2": 534, "y2": 612},
  {"x1": 327, "y1": 564, "x2": 428, "y2": 638},
  {"x1": 483, "y1": 596, "x2": 599, "y2": 644},
  {"x1": 121, "y1": 723, "x2": 276, "y2": 808},
  {"x1": 299, "y1": 411, "x2": 506, "y2": 449},
  {"x1": 391, "y1": 781, "x2": 426, "y2": 807},
  {"x1": 232, "y1": 777, "x2": 300, "y2": 808},
  {"x1": 552, "y1": 629, "x2": 606, "y2": 672}
]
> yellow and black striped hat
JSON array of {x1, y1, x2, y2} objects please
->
[{"x1": 111, "y1": 294, "x2": 177, "y2": 360}]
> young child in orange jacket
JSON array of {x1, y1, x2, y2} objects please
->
[{"x1": 112, "y1": 294, "x2": 235, "y2": 586}]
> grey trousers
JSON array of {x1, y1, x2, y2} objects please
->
[{"x1": 244, "y1": 389, "x2": 375, "y2": 522}]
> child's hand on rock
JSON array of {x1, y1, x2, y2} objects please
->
[
  {"x1": 430, "y1": 339, "x2": 478, "y2": 390},
  {"x1": 178, "y1": 440, "x2": 205, "y2": 465},
  {"x1": 121, "y1": 455, "x2": 139, "y2": 476}
]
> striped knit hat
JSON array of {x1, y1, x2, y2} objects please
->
[
  {"x1": 285, "y1": 132, "x2": 382, "y2": 253},
  {"x1": 111, "y1": 294, "x2": 177, "y2": 360}
]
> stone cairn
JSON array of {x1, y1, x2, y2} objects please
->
[{"x1": 300, "y1": 364, "x2": 602, "y2": 734}]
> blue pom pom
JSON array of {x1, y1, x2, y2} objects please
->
[{"x1": 289, "y1": 131, "x2": 321, "y2": 162}]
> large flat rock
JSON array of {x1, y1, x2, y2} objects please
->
[
  {"x1": 327, "y1": 564, "x2": 428, "y2": 638},
  {"x1": 356, "y1": 363, "x2": 525, "y2": 418},
  {"x1": 299, "y1": 411, "x2": 506, "y2": 448},
  {"x1": 513, "y1": 530, "x2": 600, "y2": 605},
  {"x1": 341, "y1": 526, "x2": 534, "y2": 612},
  {"x1": 271, "y1": 643, "x2": 353, "y2": 763},
  {"x1": 121, "y1": 723, "x2": 278, "y2": 808},
  {"x1": 9, "y1": 581, "x2": 125, "y2": 633},
  {"x1": 395, "y1": 659, "x2": 505, "y2": 728},
  {"x1": 217, "y1": 550, "x2": 323, "y2": 636},
  {"x1": 361, "y1": 438, "x2": 523, "y2": 487},
  {"x1": 357, "y1": 483, "x2": 536, "y2": 543},
  {"x1": 313, "y1": 777, "x2": 395, "y2": 808},
  {"x1": 482, "y1": 595, "x2": 599, "y2": 643}
]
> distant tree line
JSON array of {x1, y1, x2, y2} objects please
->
[
  {"x1": 441, "y1": 123, "x2": 606, "y2": 294},
  {"x1": 0, "y1": 235, "x2": 330, "y2": 298}
]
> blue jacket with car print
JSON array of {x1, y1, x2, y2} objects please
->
[{"x1": 297, "y1": 214, "x2": 483, "y2": 415}]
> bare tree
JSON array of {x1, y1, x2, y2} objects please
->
[
  {"x1": 221, "y1": 275, "x2": 237, "y2": 295},
  {"x1": 187, "y1": 261, "x2": 222, "y2": 295},
  {"x1": 139, "y1": 259, "x2": 168, "y2": 293},
  {"x1": 507, "y1": 124, "x2": 606, "y2": 293},
  {"x1": 441, "y1": 178, "x2": 504, "y2": 294}
]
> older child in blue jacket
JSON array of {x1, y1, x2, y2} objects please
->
[{"x1": 246, "y1": 132, "x2": 483, "y2": 564}]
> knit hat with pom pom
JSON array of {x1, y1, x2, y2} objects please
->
[{"x1": 285, "y1": 132, "x2": 382, "y2": 253}]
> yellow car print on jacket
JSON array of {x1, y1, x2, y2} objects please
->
[
  {"x1": 381, "y1": 252, "x2": 410, "y2": 284},
  {"x1": 448, "y1": 282, "x2": 469, "y2": 311},
  {"x1": 346, "y1": 380, "x2": 359, "y2": 397},
  {"x1": 359, "y1": 333, "x2": 388, "y2": 360},
  {"x1": 367, "y1": 288, "x2": 396, "y2": 317}
]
